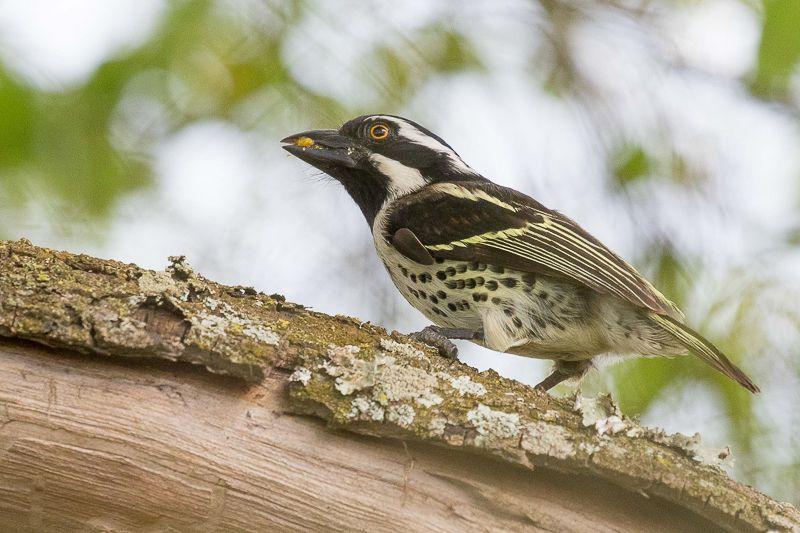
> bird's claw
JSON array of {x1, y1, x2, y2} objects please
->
[{"x1": 409, "y1": 326, "x2": 459, "y2": 359}]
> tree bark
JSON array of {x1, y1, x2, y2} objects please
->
[{"x1": 0, "y1": 238, "x2": 797, "y2": 532}]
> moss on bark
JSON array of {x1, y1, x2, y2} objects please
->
[{"x1": 0, "y1": 238, "x2": 797, "y2": 532}]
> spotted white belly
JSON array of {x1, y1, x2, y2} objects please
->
[
  {"x1": 372, "y1": 214, "x2": 601, "y2": 358},
  {"x1": 371, "y1": 207, "x2": 683, "y2": 361}
]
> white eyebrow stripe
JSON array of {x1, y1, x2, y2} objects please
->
[
  {"x1": 391, "y1": 117, "x2": 450, "y2": 152},
  {"x1": 370, "y1": 115, "x2": 475, "y2": 176}
]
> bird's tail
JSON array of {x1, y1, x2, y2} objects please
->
[{"x1": 648, "y1": 312, "x2": 760, "y2": 394}]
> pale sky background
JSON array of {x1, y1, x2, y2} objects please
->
[{"x1": 1, "y1": 0, "x2": 798, "y2": 499}]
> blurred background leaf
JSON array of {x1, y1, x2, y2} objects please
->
[
  {"x1": 611, "y1": 144, "x2": 653, "y2": 187},
  {"x1": 751, "y1": 0, "x2": 800, "y2": 100}
]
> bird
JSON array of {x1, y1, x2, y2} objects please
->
[{"x1": 281, "y1": 114, "x2": 759, "y2": 393}]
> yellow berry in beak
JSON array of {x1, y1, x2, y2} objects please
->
[{"x1": 294, "y1": 136, "x2": 315, "y2": 148}]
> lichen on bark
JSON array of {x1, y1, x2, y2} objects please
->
[{"x1": 0, "y1": 238, "x2": 798, "y2": 532}]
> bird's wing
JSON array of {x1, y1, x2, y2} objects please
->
[{"x1": 385, "y1": 181, "x2": 682, "y2": 318}]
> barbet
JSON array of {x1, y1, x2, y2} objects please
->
[{"x1": 282, "y1": 115, "x2": 758, "y2": 393}]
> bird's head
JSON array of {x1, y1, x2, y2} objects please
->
[{"x1": 281, "y1": 114, "x2": 479, "y2": 223}]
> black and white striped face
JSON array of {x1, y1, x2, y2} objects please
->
[
  {"x1": 282, "y1": 115, "x2": 479, "y2": 224},
  {"x1": 338, "y1": 115, "x2": 477, "y2": 196}
]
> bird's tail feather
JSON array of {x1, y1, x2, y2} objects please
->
[{"x1": 648, "y1": 313, "x2": 760, "y2": 394}]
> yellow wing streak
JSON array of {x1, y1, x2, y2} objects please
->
[
  {"x1": 486, "y1": 236, "x2": 642, "y2": 305},
  {"x1": 424, "y1": 216, "x2": 672, "y2": 312},
  {"x1": 425, "y1": 227, "x2": 528, "y2": 251},
  {"x1": 492, "y1": 232, "x2": 659, "y2": 309},
  {"x1": 538, "y1": 218, "x2": 663, "y2": 292},
  {"x1": 430, "y1": 183, "x2": 519, "y2": 212},
  {"x1": 414, "y1": 187, "x2": 677, "y2": 315},
  {"x1": 531, "y1": 225, "x2": 657, "y2": 297}
]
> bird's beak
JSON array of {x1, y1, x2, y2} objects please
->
[{"x1": 281, "y1": 129, "x2": 358, "y2": 169}]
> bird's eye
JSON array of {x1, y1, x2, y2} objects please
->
[{"x1": 369, "y1": 123, "x2": 390, "y2": 140}]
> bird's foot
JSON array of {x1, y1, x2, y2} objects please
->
[{"x1": 409, "y1": 326, "x2": 482, "y2": 360}]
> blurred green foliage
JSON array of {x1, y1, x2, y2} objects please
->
[
  {"x1": 0, "y1": 0, "x2": 798, "y2": 505},
  {"x1": 611, "y1": 145, "x2": 652, "y2": 186},
  {"x1": 752, "y1": 0, "x2": 800, "y2": 99},
  {"x1": 0, "y1": 0, "x2": 481, "y2": 229}
]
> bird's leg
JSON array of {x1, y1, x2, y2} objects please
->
[
  {"x1": 535, "y1": 360, "x2": 591, "y2": 392},
  {"x1": 534, "y1": 371, "x2": 571, "y2": 391},
  {"x1": 409, "y1": 326, "x2": 483, "y2": 359}
]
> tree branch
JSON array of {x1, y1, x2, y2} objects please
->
[{"x1": 0, "y1": 239, "x2": 797, "y2": 532}]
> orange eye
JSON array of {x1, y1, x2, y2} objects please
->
[{"x1": 369, "y1": 123, "x2": 390, "y2": 140}]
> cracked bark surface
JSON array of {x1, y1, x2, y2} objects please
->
[{"x1": 0, "y1": 238, "x2": 797, "y2": 532}]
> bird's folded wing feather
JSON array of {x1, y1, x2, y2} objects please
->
[{"x1": 386, "y1": 181, "x2": 682, "y2": 318}]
